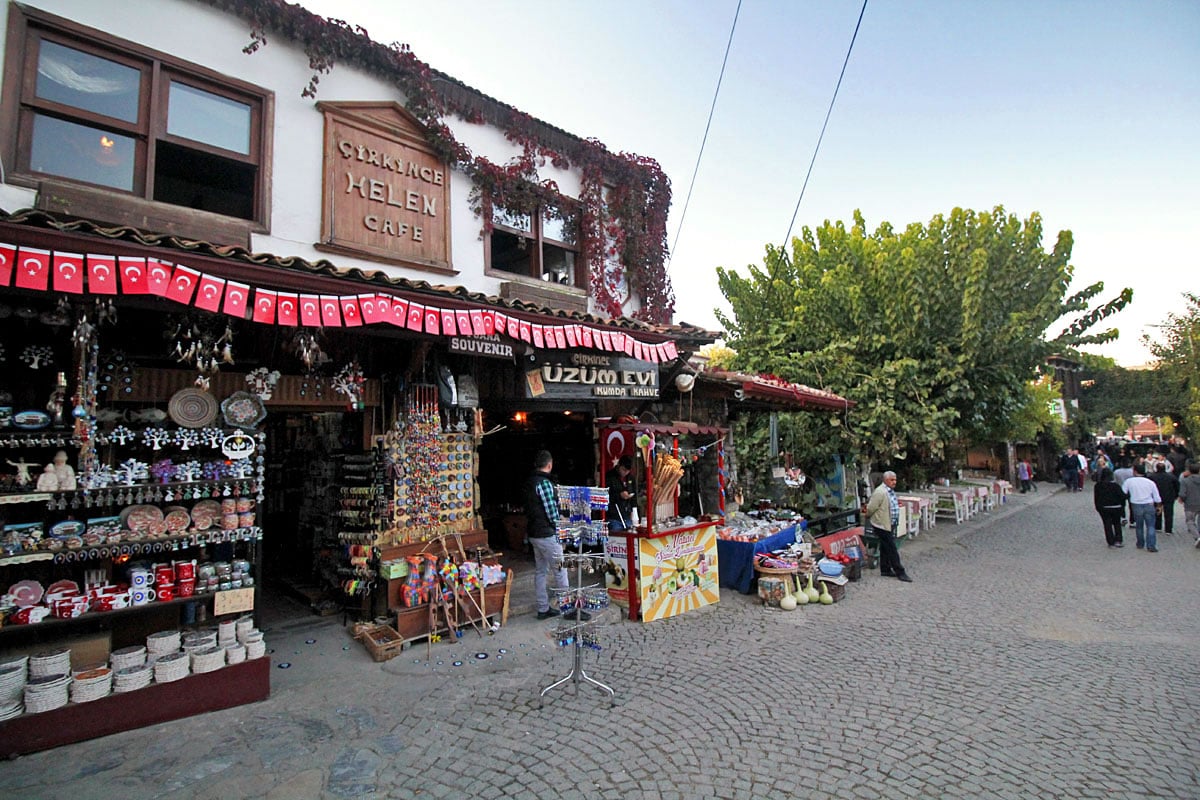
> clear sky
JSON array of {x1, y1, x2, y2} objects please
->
[{"x1": 294, "y1": 0, "x2": 1199, "y2": 367}]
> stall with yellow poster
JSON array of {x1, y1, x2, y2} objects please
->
[{"x1": 637, "y1": 523, "x2": 720, "y2": 621}]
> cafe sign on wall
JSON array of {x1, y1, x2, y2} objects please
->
[
  {"x1": 525, "y1": 353, "x2": 659, "y2": 400},
  {"x1": 317, "y1": 102, "x2": 452, "y2": 271}
]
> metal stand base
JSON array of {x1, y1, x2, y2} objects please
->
[{"x1": 538, "y1": 658, "x2": 615, "y2": 708}]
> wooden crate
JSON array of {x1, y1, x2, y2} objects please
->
[{"x1": 359, "y1": 624, "x2": 404, "y2": 662}]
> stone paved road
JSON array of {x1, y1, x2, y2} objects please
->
[{"x1": 2, "y1": 484, "x2": 1198, "y2": 799}]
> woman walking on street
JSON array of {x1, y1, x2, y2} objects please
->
[{"x1": 1093, "y1": 468, "x2": 1126, "y2": 548}]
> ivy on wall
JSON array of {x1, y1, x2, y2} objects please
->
[{"x1": 205, "y1": 0, "x2": 675, "y2": 323}]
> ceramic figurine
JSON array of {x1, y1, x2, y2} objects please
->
[
  {"x1": 7, "y1": 457, "x2": 37, "y2": 487},
  {"x1": 36, "y1": 464, "x2": 59, "y2": 491},
  {"x1": 52, "y1": 450, "x2": 76, "y2": 490}
]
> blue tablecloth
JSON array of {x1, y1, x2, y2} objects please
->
[{"x1": 716, "y1": 525, "x2": 797, "y2": 594}]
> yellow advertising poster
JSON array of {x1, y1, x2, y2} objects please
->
[{"x1": 638, "y1": 524, "x2": 719, "y2": 622}]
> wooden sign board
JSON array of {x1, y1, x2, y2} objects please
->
[{"x1": 214, "y1": 588, "x2": 255, "y2": 616}]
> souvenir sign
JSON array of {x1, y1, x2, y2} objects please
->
[{"x1": 221, "y1": 431, "x2": 257, "y2": 461}]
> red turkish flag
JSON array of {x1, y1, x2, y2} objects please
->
[
  {"x1": 407, "y1": 302, "x2": 424, "y2": 332},
  {"x1": 146, "y1": 259, "x2": 173, "y2": 296},
  {"x1": 553, "y1": 327, "x2": 567, "y2": 349},
  {"x1": 194, "y1": 274, "x2": 225, "y2": 312},
  {"x1": 359, "y1": 294, "x2": 381, "y2": 324},
  {"x1": 440, "y1": 308, "x2": 457, "y2": 336},
  {"x1": 118, "y1": 257, "x2": 148, "y2": 294},
  {"x1": 252, "y1": 289, "x2": 277, "y2": 324},
  {"x1": 320, "y1": 295, "x2": 342, "y2": 327},
  {"x1": 424, "y1": 307, "x2": 441, "y2": 336},
  {"x1": 165, "y1": 265, "x2": 200, "y2": 304},
  {"x1": 456, "y1": 310, "x2": 472, "y2": 336},
  {"x1": 389, "y1": 297, "x2": 410, "y2": 328},
  {"x1": 481, "y1": 311, "x2": 495, "y2": 335},
  {"x1": 277, "y1": 292, "x2": 299, "y2": 326},
  {"x1": 340, "y1": 296, "x2": 362, "y2": 327},
  {"x1": 565, "y1": 326, "x2": 578, "y2": 348},
  {"x1": 531, "y1": 324, "x2": 544, "y2": 349},
  {"x1": 664, "y1": 342, "x2": 678, "y2": 361},
  {"x1": 52, "y1": 251, "x2": 85, "y2": 294},
  {"x1": 15, "y1": 247, "x2": 51, "y2": 291},
  {"x1": 599, "y1": 331, "x2": 612, "y2": 351},
  {"x1": 299, "y1": 294, "x2": 321, "y2": 326},
  {"x1": 518, "y1": 320, "x2": 532, "y2": 343},
  {"x1": 624, "y1": 335, "x2": 636, "y2": 357},
  {"x1": 470, "y1": 310, "x2": 486, "y2": 336},
  {"x1": 581, "y1": 327, "x2": 594, "y2": 349},
  {"x1": 86, "y1": 255, "x2": 117, "y2": 294},
  {"x1": 0, "y1": 243, "x2": 15, "y2": 286},
  {"x1": 223, "y1": 281, "x2": 250, "y2": 318},
  {"x1": 493, "y1": 313, "x2": 508, "y2": 336}
]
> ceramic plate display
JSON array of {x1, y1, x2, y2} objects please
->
[
  {"x1": 190, "y1": 500, "x2": 221, "y2": 531},
  {"x1": 121, "y1": 505, "x2": 164, "y2": 533},
  {"x1": 163, "y1": 507, "x2": 191, "y2": 532},
  {"x1": 12, "y1": 410, "x2": 51, "y2": 430},
  {"x1": 8, "y1": 579, "x2": 45, "y2": 607},
  {"x1": 220, "y1": 391, "x2": 267, "y2": 429},
  {"x1": 168, "y1": 388, "x2": 219, "y2": 429}
]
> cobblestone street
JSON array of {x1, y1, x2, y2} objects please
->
[{"x1": 2, "y1": 484, "x2": 1198, "y2": 799}]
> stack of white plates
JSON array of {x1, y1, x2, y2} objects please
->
[
  {"x1": 217, "y1": 619, "x2": 236, "y2": 646},
  {"x1": 224, "y1": 643, "x2": 246, "y2": 665},
  {"x1": 24, "y1": 673, "x2": 70, "y2": 713},
  {"x1": 147, "y1": 630, "x2": 181, "y2": 660},
  {"x1": 0, "y1": 654, "x2": 29, "y2": 673},
  {"x1": 29, "y1": 649, "x2": 72, "y2": 679},
  {"x1": 190, "y1": 646, "x2": 225, "y2": 674},
  {"x1": 235, "y1": 615, "x2": 255, "y2": 641},
  {"x1": 112, "y1": 664, "x2": 153, "y2": 693},
  {"x1": 0, "y1": 662, "x2": 25, "y2": 719},
  {"x1": 153, "y1": 651, "x2": 189, "y2": 683},
  {"x1": 69, "y1": 667, "x2": 112, "y2": 703},
  {"x1": 183, "y1": 632, "x2": 217, "y2": 655},
  {"x1": 110, "y1": 645, "x2": 147, "y2": 671},
  {"x1": 245, "y1": 637, "x2": 266, "y2": 660}
]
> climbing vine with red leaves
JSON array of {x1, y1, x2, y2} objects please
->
[{"x1": 204, "y1": 0, "x2": 675, "y2": 323}]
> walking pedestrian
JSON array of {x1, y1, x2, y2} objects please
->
[
  {"x1": 1077, "y1": 450, "x2": 1089, "y2": 489},
  {"x1": 1017, "y1": 459, "x2": 1033, "y2": 494},
  {"x1": 524, "y1": 450, "x2": 568, "y2": 619},
  {"x1": 1092, "y1": 468, "x2": 1125, "y2": 548},
  {"x1": 862, "y1": 471, "x2": 912, "y2": 582},
  {"x1": 1113, "y1": 458, "x2": 1135, "y2": 526},
  {"x1": 1059, "y1": 450, "x2": 1079, "y2": 493},
  {"x1": 1177, "y1": 460, "x2": 1200, "y2": 547},
  {"x1": 1149, "y1": 462, "x2": 1179, "y2": 534},
  {"x1": 1124, "y1": 463, "x2": 1164, "y2": 552}
]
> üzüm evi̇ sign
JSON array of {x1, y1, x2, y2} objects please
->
[
  {"x1": 525, "y1": 353, "x2": 659, "y2": 400},
  {"x1": 318, "y1": 102, "x2": 452, "y2": 271}
]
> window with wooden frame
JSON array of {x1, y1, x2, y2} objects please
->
[
  {"x1": 2, "y1": 6, "x2": 271, "y2": 229},
  {"x1": 487, "y1": 200, "x2": 581, "y2": 288}
]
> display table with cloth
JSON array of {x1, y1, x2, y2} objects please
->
[{"x1": 716, "y1": 525, "x2": 797, "y2": 594}]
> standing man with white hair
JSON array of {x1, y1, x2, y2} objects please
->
[{"x1": 862, "y1": 471, "x2": 912, "y2": 582}]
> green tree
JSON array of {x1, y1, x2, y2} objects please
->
[
  {"x1": 1144, "y1": 292, "x2": 1200, "y2": 439},
  {"x1": 716, "y1": 207, "x2": 1131, "y2": 473}
]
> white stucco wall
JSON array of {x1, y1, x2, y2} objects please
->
[{"x1": 0, "y1": 0, "x2": 592, "y2": 301}]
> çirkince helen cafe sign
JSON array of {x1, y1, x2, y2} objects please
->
[{"x1": 525, "y1": 353, "x2": 659, "y2": 400}]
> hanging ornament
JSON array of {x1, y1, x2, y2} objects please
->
[
  {"x1": 332, "y1": 360, "x2": 366, "y2": 411},
  {"x1": 245, "y1": 367, "x2": 281, "y2": 401}
]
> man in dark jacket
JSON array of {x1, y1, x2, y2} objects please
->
[
  {"x1": 524, "y1": 450, "x2": 568, "y2": 619},
  {"x1": 1092, "y1": 468, "x2": 1126, "y2": 547},
  {"x1": 1149, "y1": 462, "x2": 1180, "y2": 533}
]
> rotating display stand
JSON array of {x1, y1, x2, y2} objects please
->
[{"x1": 539, "y1": 486, "x2": 615, "y2": 708}]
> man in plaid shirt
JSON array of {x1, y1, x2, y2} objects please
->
[{"x1": 524, "y1": 450, "x2": 569, "y2": 619}]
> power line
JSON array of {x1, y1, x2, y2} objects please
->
[
  {"x1": 780, "y1": 0, "x2": 868, "y2": 252},
  {"x1": 666, "y1": 0, "x2": 742, "y2": 274}
]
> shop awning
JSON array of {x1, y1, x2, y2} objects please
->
[
  {"x1": 694, "y1": 369, "x2": 853, "y2": 412},
  {"x1": 0, "y1": 209, "x2": 715, "y2": 362}
]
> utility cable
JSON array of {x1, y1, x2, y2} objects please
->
[
  {"x1": 780, "y1": 0, "x2": 868, "y2": 251},
  {"x1": 666, "y1": 0, "x2": 742, "y2": 274}
]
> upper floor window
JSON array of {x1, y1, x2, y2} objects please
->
[
  {"x1": 488, "y1": 200, "x2": 580, "y2": 288},
  {"x1": 4, "y1": 7, "x2": 270, "y2": 224}
]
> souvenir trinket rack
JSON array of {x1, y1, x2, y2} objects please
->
[{"x1": 539, "y1": 486, "x2": 615, "y2": 708}]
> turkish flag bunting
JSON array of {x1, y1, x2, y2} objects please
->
[
  {"x1": 565, "y1": 326, "x2": 578, "y2": 347},
  {"x1": 518, "y1": 320, "x2": 532, "y2": 344},
  {"x1": 277, "y1": 292, "x2": 299, "y2": 326},
  {"x1": 424, "y1": 307, "x2": 441, "y2": 336},
  {"x1": 320, "y1": 295, "x2": 342, "y2": 327},
  {"x1": 650, "y1": 343, "x2": 663, "y2": 363},
  {"x1": 340, "y1": 296, "x2": 362, "y2": 327},
  {"x1": 252, "y1": 289, "x2": 277, "y2": 324},
  {"x1": 456, "y1": 310, "x2": 472, "y2": 336},
  {"x1": 389, "y1": 297, "x2": 409, "y2": 328},
  {"x1": 581, "y1": 327, "x2": 594, "y2": 349},
  {"x1": 371, "y1": 296, "x2": 392, "y2": 323},
  {"x1": 531, "y1": 324, "x2": 544, "y2": 349},
  {"x1": 194, "y1": 275, "x2": 225, "y2": 312},
  {"x1": 118, "y1": 257, "x2": 148, "y2": 294},
  {"x1": 665, "y1": 342, "x2": 679, "y2": 361},
  {"x1": 86, "y1": 255, "x2": 117, "y2": 294},
  {"x1": 439, "y1": 308, "x2": 457, "y2": 336},
  {"x1": 599, "y1": 331, "x2": 613, "y2": 351},
  {"x1": 623, "y1": 335, "x2": 636, "y2": 356},
  {"x1": 632, "y1": 340, "x2": 644, "y2": 361},
  {"x1": 223, "y1": 281, "x2": 250, "y2": 318},
  {"x1": 493, "y1": 313, "x2": 508, "y2": 336},
  {"x1": 222, "y1": 283, "x2": 246, "y2": 317},
  {"x1": 299, "y1": 294, "x2": 321, "y2": 326},
  {"x1": 52, "y1": 252, "x2": 85, "y2": 294},
  {"x1": 359, "y1": 294, "x2": 381, "y2": 324},
  {"x1": 15, "y1": 247, "x2": 50, "y2": 291},
  {"x1": 407, "y1": 302, "x2": 424, "y2": 332},
  {"x1": 553, "y1": 327, "x2": 567, "y2": 349},
  {"x1": 146, "y1": 259, "x2": 173, "y2": 296},
  {"x1": 470, "y1": 310, "x2": 486, "y2": 336},
  {"x1": 481, "y1": 311, "x2": 495, "y2": 335},
  {"x1": 165, "y1": 265, "x2": 200, "y2": 304},
  {"x1": 0, "y1": 243, "x2": 14, "y2": 286}
]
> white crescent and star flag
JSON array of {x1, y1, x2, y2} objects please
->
[
  {"x1": 86, "y1": 254, "x2": 118, "y2": 294},
  {"x1": 320, "y1": 295, "x2": 342, "y2": 327},
  {"x1": 389, "y1": 297, "x2": 410, "y2": 328},
  {"x1": 440, "y1": 308, "x2": 457, "y2": 337},
  {"x1": 15, "y1": 247, "x2": 51, "y2": 291},
  {"x1": 424, "y1": 307, "x2": 441, "y2": 336},
  {"x1": 165, "y1": 265, "x2": 200, "y2": 304},
  {"x1": 52, "y1": 251, "x2": 84, "y2": 294},
  {"x1": 118, "y1": 257, "x2": 148, "y2": 294},
  {"x1": 252, "y1": 288, "x2": 277, "y2": 324},
  {"x1": 470, "y1": 309, "x2": 486, "y2": 336},
  {"x1": 0, "y1": 243, "x2": 15, "y2": 286},
  {"x1": 481, "y1": 310, "x2": 496, "y2": 335},
  {"x1": 222, "y1": 281, "x2": 250, "y2": 318},
  {"x1": 146, "y1": 258, "x2": 173, "y2": 297},
  {"x1": 194, "y1": 274, "x2": 225, "y2": 312},
  {"x1": 340, "y1": 296, "x2": 362, "y2": 327},
  {"x1": 493, "y1": 312, "x2": 508, "y2": 336},
  {"x1": 299, "y1": 294, "x2": 321, "y2": 326},
  {"x1": 456, "y1": 309, "x2": 472, "y2": 336},
  {"x1": 407, "y1": 302, "x2": 424, "y2": 332},
  {"x1": 277, "y1": 292, "x2": 299, "y2": 326},
  {"x1": 359, "y1": 293, "x2": 382, "y2": 324}
]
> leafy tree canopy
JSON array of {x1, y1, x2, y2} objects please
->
[
  {"x1": 1144, "y1": 291, "x2": 1200, "y2": 439},
  {"x1": 716, "y1": 207, "x2": 1131, "y2": 468}
]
